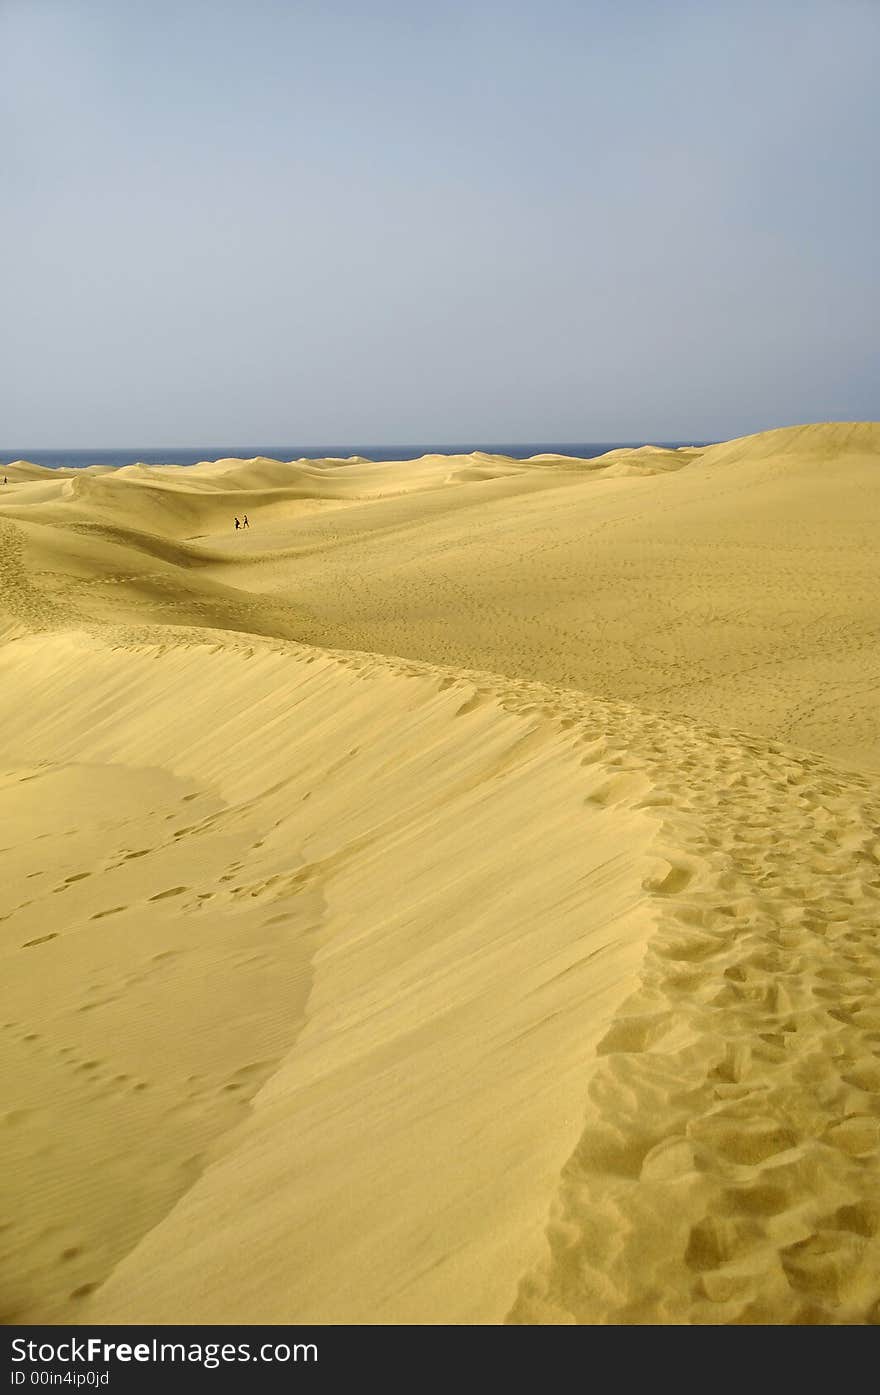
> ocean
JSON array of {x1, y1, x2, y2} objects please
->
[{"x1": 0, "y1": 442, "x2": 711, "y2": 470}]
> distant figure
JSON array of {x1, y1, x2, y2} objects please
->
[
  {"x1": 234, "y1": 516, "x2": 240, "y2": 530},
  {"x1": 2, "y1": 476, "x2": 6, "y2": 485},
  {"x1": 242, "y1": 514, "x2": 249, "y2": 528}
]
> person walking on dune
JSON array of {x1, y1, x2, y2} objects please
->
[
  {"x1": 242, "y1": 514, "x2": 249, "y2": 528},
  {"x1": 234, "y1": 516, "x2": 240, "y2": 530}
]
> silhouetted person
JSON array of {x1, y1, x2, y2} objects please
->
[
  {"x1": 242, "y1": 514, "x2": 249, "y2": 528},
  {"x1": 234, "y1": 516, "x2": 240, "y2": 530}
]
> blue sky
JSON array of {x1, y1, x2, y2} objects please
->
[{"x1": 2, "y1": 0, "x2": 877, "y2": 446}]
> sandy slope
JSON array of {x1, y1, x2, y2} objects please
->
[{"x1": 1, "y1": 423, "x2": 879, "y2": 1325}]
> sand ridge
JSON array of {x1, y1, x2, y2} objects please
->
[
  {"x1": 1, "y1": 422, "x2": 879, "y2": 1324},
  {"x1": 8, "y1": 423, "x2": 876, "y2": 766}
]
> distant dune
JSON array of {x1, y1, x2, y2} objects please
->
[{"x1": 1, "y1": 422, "x2": 879, "y2": 1324}]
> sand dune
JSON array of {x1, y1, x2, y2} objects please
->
[{"x1": 1, "y1": 422, "x2": 879, "y2": 1324}]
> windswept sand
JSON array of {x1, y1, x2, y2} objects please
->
[{"x1": 1, "y1": 422, "x2": 879, "y2": 1324}]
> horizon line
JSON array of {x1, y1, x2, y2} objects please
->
[{"x1": 3, "y1": 437, "x2": 715, "y2": 451}]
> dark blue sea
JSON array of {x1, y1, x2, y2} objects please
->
[{"x1": 1, "y1": 442, "x2": 711, "y2": 470}]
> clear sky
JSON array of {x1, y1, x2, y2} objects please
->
[{"x1": 2, "y1": 0, "x2": 878, "y2": 447}]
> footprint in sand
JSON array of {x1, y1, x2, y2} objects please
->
[
  {"x1": 69, "y1": 1283, "x2": 97, "y2": 1301},
  {"x1": 642, "y1": 860, "x2": 694, "y2": 895},
  {"x1": 455, "y1": 693, "x2": 487, "y2": 717},
  {"x1": 3, "y1": 1109, "x2": 33, "y2": 1127}
]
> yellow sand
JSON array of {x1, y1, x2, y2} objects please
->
[{"x1": 0, "y1": 421, "x2": 878, "y2": 1325}]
